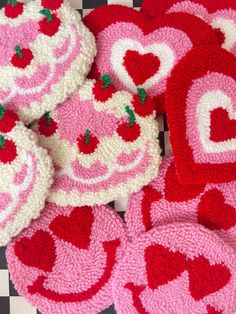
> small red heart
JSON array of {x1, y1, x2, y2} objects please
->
[
  {"x1": 49, "y1": 206, "x2": 94, "y2": 249},
  {"x1": 14, "y1": 230, "x2": 56, "y2": 272},
  {"x1": 145, "y1": 244, "x2": 186, "y2": 290},
  {"x1": 164, "y1": 160, "x2": 205, "y2": 202},
  {"x1": 197, "y1": 189, "x2": 236, "y2": 230},
  {"x1": 210, "y1": 108, "x2": 236, "y2": 142},
  {"x1": 187, "y1": 256, "x2": 231, "y2": 300},
  {"x1": 123, "y1": 50, "x2": 160, "y2": 86},
  {"x1": 207, "y1": 305, "x2": 223, "y2": 314}
]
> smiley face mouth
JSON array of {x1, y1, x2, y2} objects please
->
[{"x1": 27, "y1": 239, "x2": 120, "y2": 302}]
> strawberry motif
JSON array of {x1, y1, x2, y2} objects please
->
[
  {"x1": 132, "y1": 88, "x2": 155, "y2": 117},
  {"x1": 38, "y1": 112, "x2": 58, "y2": 137},
  {"x1": 41, "y1": 0, "x2": 64, "y2": 10},
  {"x1": 39, "y1": 9, "x2": 61, "y2": 37},
  {"x1": 77, "y1": 130, "x2": 99, "y2": 154},
  {"x1": 0, "y1": 105, "x2": 19, "y2": 133},
  {"x1": 11, "y1": 45, "x2": 33, "y2": 69},
  {"x1": 117, "y1": 106, "x2": 141, "y2": 142},
  {"x1": 93, "y1": 74, "x2": 116, "y2": 102},
  {"x1": 4, "y1": 0, "x2": 24, "y2": 19},
  {"x1": 0, "y1": 135, "x2": 17, "y2": 163}
]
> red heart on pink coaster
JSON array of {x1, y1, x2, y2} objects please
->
[
  {"x1": 49, "y1": 206, "x2": 94, "y2": 249},
  {"x1": 14, "y1": 230, "x2": 56, "y2": 272},
  {"x1": 166, "y1": 46, "x2": 236, "y2": 184},
  {"x1": 187, "y1": 256, "x2": 231, "y2": 300},
  {"x1": 145, "y1": 243, "x2": 186, "y2": 289}
]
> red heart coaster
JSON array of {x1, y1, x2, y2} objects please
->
[
  {"x1": 166, "y1": 46, "x2": 236, "y2": 184},
  {"x1": 83, "y1": 5, "x2": 218, "y2": 115}
]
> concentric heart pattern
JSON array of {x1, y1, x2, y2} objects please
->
[
  {"x1": 83, "y1": 5, "x2": 218, "y2": 115},
  {"x1": 0, "y1": 105, "x2": 53, "y2": 246},
  {"x1": 126, "y1": 156, "x2": 236, "y2": 250},
  {"x1": 6, "y1": 203, "x2": 127, "y2": 314},
  {"x1": 112, "y1": 223, "x2": 236, "y2": 314},
  {"x1": 0, "y1": 0, "x2": 96, "y2": 124},
  {"x1": 31, "y1": 79, "x2": 161, "y2": 207},
  {"x1": 141, "y1": 0, "x2": 236, "y2": 55},
  {"x1": 166, "y1": 45, "x2": 236, "y2": 184}
]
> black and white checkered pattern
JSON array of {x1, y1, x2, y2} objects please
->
[{"x1": 0, "y1": 0, "x2": 170, "y2": 313}]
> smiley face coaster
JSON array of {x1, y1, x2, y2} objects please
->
[
  {"x1": 31, "y1": 78, "x2": 161, "y2": 207},
  {"x1": 7, "y1": 203, "x2": 127, "y2": 314},
  {"x1": 166, "y1": 46, "x2": 236, "y2": 185},
  {"x1": 0, "y1": 105, "x2": 53, "y2": 246},
  {"x1": 0, "y1": 0, "x2": 96, "y2": 124},
  {"x1": 126, "y1": 156, "x2": 236, "y2": 249},
  {"x1": 141, "y1": 0, "x2": 236, "y2": 56},
  {"x1": 83, "y1": 5, "x2": 218, "y2": 115},
  {"x1": 112, "y1": 223, "x2": 236, "y2": 314}
]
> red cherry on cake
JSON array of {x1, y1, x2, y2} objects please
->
[
  {"x1": 93, "y1": 74, "x2": 116, "y2": 102},
  {"x1": 41, "y1": 0, "x2": 64, "y2": 10},
  {"x1": 77, "y1": 130, "x2": 99, "y2": 154},
  {"x1": 0, "y1": 135, "x2": 17, "y2": 163},
  {"x1": 5, "y1": 0, "x2": 24, "y2": 19},
  {"x1": 132, "y1": 88, "x2": 155, "y2": 117},
  {"x1": 0, "y1": 105, "x2": 19, "y2": 133},
  {"x1": 117, "y1": 106, "x2": 141, "y2": 142},
  {"x1": 11, "y1": 46, "x2": 33, "y2": 69},
  {"x1": 38, "y1": 112, "x2": 58, "y2": 137},
  {"x1": 39, "y1": 9, "x2": 61, "y2": 37}
]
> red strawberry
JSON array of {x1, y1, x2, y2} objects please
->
[
  {"x1": 132, "y1": 88, "x2": 155, "y2": 117},
  {"x1": 4, "y1": 0, "x2": 24, "y2": 19},
  {"x1": 117, "y1": 106, "x2": 141, "y2": 142},
  {"x1": 93, "y1": 74, "x2": 116, "y2": 102},
  {"x1": 39, "y1": 10, "x2": 61, "y2": 37},
  {"x1": 0, "y1": 105, "x2": 19, "y2": 133},
  {"x1": 38, "y1": 112, "x2": 58, "y2": 137},
  {"x1": 41, "y1": 0, "x2": 64, "y2": 10},
  {"x1": 77, "y1": 130, "x2": 99, "y2": 154},
  {"x1": 0, "y1": 135, "x2": 17, "y2": 163},
  {"x1": 11, "y1": 46, "x2": 33, "y2": 69}
]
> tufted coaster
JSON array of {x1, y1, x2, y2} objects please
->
[
  {"x1": 7, "y1": 203, "x2": 127, "y2": 314},
  {"x1": 112, "y1": 223, "x2": 236, "y2": 314},
  {"x1": 31, "y1": 78, "x2": 161, "y2": 206},
  {"x1": 166, "y1": 45, "x2": 236, "y2": 184},
  {"x1": 0, "y1": 0, "x2": 96, "y2": 124},
  {"x1": 0, "y1": 105, "x2": 53, "y2": 246},
  {"x1": 126, "y1": 156, "x2": 236, "y2": 250},
  {"x1": 141, "y1": 0, "x2": 236, "y2": 56},
  {"x1": 83, "y1": 5, "x2": 218, "y2": 115}
]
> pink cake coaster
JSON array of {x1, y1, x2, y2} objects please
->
[
  {"x1": 0, "y1": 0, "x2": 96, "y2": 124},
  {"x1": 0, "y1": 105, "x2": 53, "y2": 246},
  {"x1": 126, "y1": 156, "x2": 236, "y2": 250},
  {"x1": 31, "y1": 78, "x2": 161, "y2": 207},
  {"x1": 112, "y1": 223, "x2": 236, "y2": 314},
  {"x1": 141, "y1": 0, "x2": 236, "y2": 56},
  {"x1": 7, "y1": 203, "x2": 128, "y2": 314}
]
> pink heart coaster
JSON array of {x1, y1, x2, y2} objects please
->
[
  {"x1": 112, "y1": 223, "x2": 236, "y2": 314},
  {"x1": 166, "y1": 45, "x2": 236, "y2": 184},
  {"x1": 0, "y1": 0, "x2": 96, "y2": 124},
  {"x1": 83, "y1": 5, "x2": 218, "y2": 115},
  {"x1": 31, "y1": 79, "x2": 161, "y2": 207},
  {"x1": 7, "y1": 202, "x2": 127, "y2": 314},
  {"x1": 0, "y1": 105, "x2": 53, "y2": 246},
  {"x1": 141, "y1": 0, "x2": 236, "y2": 56},
  {"x1": 126, "y1": 156, "x2": 236, "y2": 249}
]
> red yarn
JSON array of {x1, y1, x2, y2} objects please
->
[
  {"x1": 117, "y1": 122, "x2": 141, "y2": 142},
  {"x1": 41, "y1": 0, "x2": 64, "y2": 10},
  {"x1": 207, "y1": 305, "x2": 223, "y2": 314},
  {"x1": 4, "y1": 2, "x2": 24, "y2": 19},
  {"x1": 93, "y1": 79, "x2": 116, "y2": 102},
  {"x1": 125, "y1": 283, "x2": 148, "y2": 314},
  {"x1": 0, "y1": 107, "x2": 19, "y2": 133},
  {"x1": 39, "y1": 13, "x2": 61, "y2": 37},
  {"x1": 38, "y1": 115, "x2": 58, "y2": 137},
  {"x1": 11, "y1": 48, "x2": 33, "y2": 69},
  {"x1": 77, "y1": 132, "x2": 99, "y2": 154},
  {"x1": 132, "y1": 94, "x2": 155, "y2": 117},
  {"x1": 0, "y1": 139, "x2": 17, "y2": 163}
]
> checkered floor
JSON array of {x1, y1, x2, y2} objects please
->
[{"x1": 0, "y1": 0, "x2": 171, "y2": 313}]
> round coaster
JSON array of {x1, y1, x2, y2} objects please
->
[
  {"x1": 112, "y1": 223, "x2": 236, "y2": 314},
  {"x1": 141, "y1": 0, "x2": 236, "y2": 56},
  {"x1": 31, "y1": 78, "x2": 161, "y2": 206},
  {"x1": 126, "y1": 156, "x2": 236, "y2": 249},
  {"x1": 7, "y1": 203, "x2": 127, "y2": 314},
  {"x1": 0, "y1": 0, "x2": 96, "y2": 124},
  {"x1": 0, "y1": 105, "x2": 53, "y2": 246},
  {"x1": 83, "y1": 5, "x2": 218, "y2": 115},
  {"x1": 166, "y1": 45, "x2": 236, "y2": 184}
]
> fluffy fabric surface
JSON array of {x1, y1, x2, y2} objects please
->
[
  {"x1": 126, "y1": 156, "x2": 236, "y2": 249},
  {"x1": 83, "y1": 5, "x2": 218, "y2": 115},
  {"x1": 7, "y1": 203, "x2": 127, "y2": 314},
  {"x1": 112, "y1": 223, "x2": 236, "y2": 314},
  {"x1": 0, "y1": 105, "x2": 53, "y2": 246},
  {"x1": 141, "y1": 0, "x2": 236, "y2": 56},
  {"x1": 0, "y1": 0, "x2": 96, "y2": 124},
  {"x1": 166, "y1": 45, "x2": 236, "y2": 184},
  {"x1": 31, "y1": 79, "x2": 161, "y2": 206}
]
